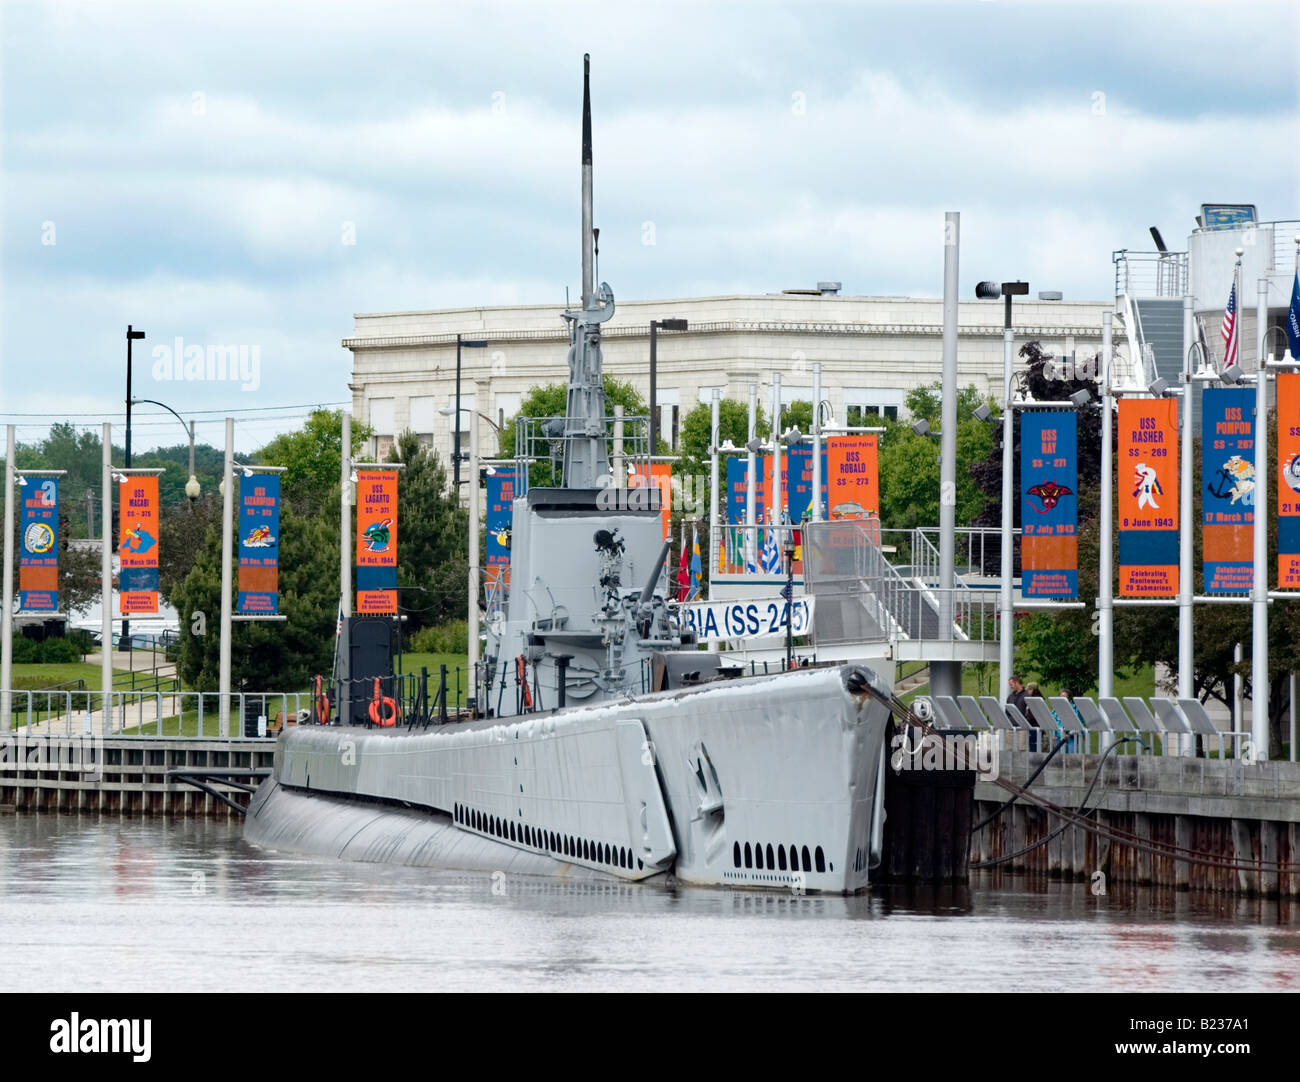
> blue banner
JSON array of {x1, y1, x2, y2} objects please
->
[
  {"x1": 485, "y1": 471, "x2": 516, "y2": 586},
  {"x1": 237, "y1": 474, "x2": 280, "y2": 615},
  {"x1": 1019, "y1": 411, "x2": 1078, "y2": 598},
  {"x1": 1201, "y1": 387, "x2": 1254, "y2": 594},
  {"x1": 19, "y1": 476, "x2": 59, "y2": 612}
]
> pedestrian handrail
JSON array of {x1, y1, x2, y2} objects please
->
[{"x1": 925, "y1": 693, "x2": 1256, "y2": 760}]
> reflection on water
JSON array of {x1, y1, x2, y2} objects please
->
[{"x1": 0, "y1": 816, "x2": 1294, "y2": 992}]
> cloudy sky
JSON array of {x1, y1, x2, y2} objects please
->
[{"x1": 2, "y1": 0, "x2": 1297, "y2": 452}]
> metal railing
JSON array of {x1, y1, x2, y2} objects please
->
[
  {"x1": 802, "y1": 519, "x2": 996, "y2": 646},
  {"x1": 924, "y1": 692, "x2": 1265, "y2": 762},
  {"x1": 0, "y1": 688, "x2": 310, "y2": 738},
  {"x1": 1113, "y1": 249, "x2": 1189, "y2": 299},
  {"x1": 513, "y1": 413, "x2": 652, "y2": 493}
]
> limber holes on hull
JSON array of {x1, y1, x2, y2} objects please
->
[
  {"x1": 733, "y1": 840, "x2": 827, "y2": 875},
  {"x1": 454, "y1": 802, "x2": 644, "y2": 873}
]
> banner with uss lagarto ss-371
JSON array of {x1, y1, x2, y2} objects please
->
[{"x1": 355, "y1": 469, "x2": 398, "y2": 614}]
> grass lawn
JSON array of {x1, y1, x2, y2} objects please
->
[
  {"x1": 900, "y1": 663, "x2": 1158, "y2": 705},
  {"x1": 8, "y1": 662, "x2": 137, "y2": 727},
  {"x1": 10, "y1": 661, "x2": 130, "y2": 691},
  {"x1": 396, "y1": 652, "x2": 469, "y2": 710}
]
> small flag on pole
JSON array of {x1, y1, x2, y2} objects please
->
[
  {"x1": 675, "y1": 523, "x2": 690, "y2": 602},
  {"x1": 688, "y1": 527, "x2": 703, "y2": 600},
  {"x1": 1221, "y1": 280, "x2": 1239, "y2": 369},
  {"x1": 1287, "y1": 269, "x2": 1300, "y2": 361},
  {"x1": 760, "y1": 516, "x2": 780, "y2": 573}
]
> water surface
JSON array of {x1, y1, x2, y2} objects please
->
[{"x1": 0, "y1": 816, "x2": 1295, "y2": 992}]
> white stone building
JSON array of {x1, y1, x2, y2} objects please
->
[{"x1": 343, "y1": 289, "x2": 1112, "y2": 466}]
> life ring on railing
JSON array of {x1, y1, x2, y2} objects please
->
[
  {"x1": 516, "y1": 655, "x2": 533, "y2": 712},
  {"x1": 368, "y1": 677, "x2": 399, "y2": 727},
  {"x1": 314, "y1": 675, "x2": 330, "y2": 725}
]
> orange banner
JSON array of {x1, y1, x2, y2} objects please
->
[
  {"x1": 1280, "y1": 373, "x2": 1300, "y2": 588},
  {"x1": 826, "y1": 435, "x2": 878, "y2": 517},
  {"x1": 119, "y1": 475, "x2": 160, "y2": 614},
  {"x1": 355, "y1": 469, "x2": 398, "y2": 614},
  {"x1": 630, "y1": 463, "x2": 671, "y2": 541},
  {"x1": 1118, "y1": 398, "x2": 1179, "y2": 597}
]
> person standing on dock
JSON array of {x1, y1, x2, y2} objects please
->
[{"x1": 1006, "y1": 675, "x2": 1027, "y2": 714}]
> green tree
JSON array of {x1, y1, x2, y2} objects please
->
[
  {"x1": 675, "y1": 398, "x2": 769, "y2": 485},
  {"x1": 173, "y1": 499, "x2": 340, "y2": 691},
  {"x1": 255, "y1": 408, "x2": 372, "y2": 512},
  {"x1": 385, "y1": 430, "x2": 468, "y2": 632},
  {"x1": 159, "y1": 494, "x2": 222, "y2": 605},
  {"x1": 496, "y1": 376, "x2": 649, "y2": 487},
  {"x1": 877, "y1": 382, "x2": 994, "y2": 533}
]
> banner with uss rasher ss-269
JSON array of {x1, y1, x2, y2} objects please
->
[{"x1": 1118, "y1": 398, "x2": 1178, "y2": 597}]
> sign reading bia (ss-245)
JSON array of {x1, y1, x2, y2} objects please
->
[{"x1": 679, "y1": 596, "x2": 814, "y2": 643}]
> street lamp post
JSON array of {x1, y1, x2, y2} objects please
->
[
  {"x1": 976, "y1": 280, "x2": 1028, "y2": 701},
  {"x1": 442, "y1": 406, "x2": 503, "y2": 714},
  {"x1": 130, "y1": 398, "x2": 200, "y2": 502},
  {"x1": 453, "y1": 335, "x2": 487, "y2": 488},
  {"x1": 649, "y1": 319, "x2": 688, "y2": 455},
  {"x1": 124, "y1": 325, "x2": 145, "y2": 653},
  {"x1": 783, "y1": 535, "x2": 796, "y2": 669}
]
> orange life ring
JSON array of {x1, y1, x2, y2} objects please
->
[
  {"x1": 314, "y1": 675, "x2": 330, "y2": 725},
  {"x1": 516, "y1": 655, "x2": 533, "y2": 712},
  {"x1": 368, "y1": 677, "x2": 399, "y2": 727}
]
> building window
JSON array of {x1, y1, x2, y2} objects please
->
[
  {"x1": 495, "y1": 392, "x2": 521, "y2": 439},
  {"x1": 410, "y1": 396, "x2": 435, "y2": 449},
  {"x1": 655, "y1": 389, "x2": 680, "y2": 451},
  {"x1": 848, "y1": 404, "x2": 898, "y2": 426},
  {"x1": 369, "y1": 398, "x2": 395, "y2": 459},
  {"x1": 446, "y1": 393, "x2": 477, "y2": 463},
  {"x1": 843, "y1": 388, "x2": 904, "y2": 428}
]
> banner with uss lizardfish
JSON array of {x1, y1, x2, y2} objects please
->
[{"x1": 237, "y1": 474, "x2": 281, "y2": 615}]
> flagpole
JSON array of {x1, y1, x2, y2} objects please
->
[
  {"x1": 1251, "y1": 274, "x2": 1269, "y2": 759},
  {"x1": 1099, "y1": 312, "x2": 1114, "y2": 699},
  {"x1": 709, "y1": 389, "x2": 720, "y2": 596},
  {"x1": 771, "y1": 372, "x2": 783, "y2": 544},
  {"x1": 1178, "y1": 292, "x2": 1195, "y2": 755},
  {"x1": 746, "y1": 382, "x2": 757, "y2": 572}
]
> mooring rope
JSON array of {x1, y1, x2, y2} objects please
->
[{"x1": 869, "y1": 685, "x2": 1290, "y2": 876}]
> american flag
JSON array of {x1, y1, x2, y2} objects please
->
[{"x1": 1221, "y1": 280, "x2": 1238, "y2": 369}]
